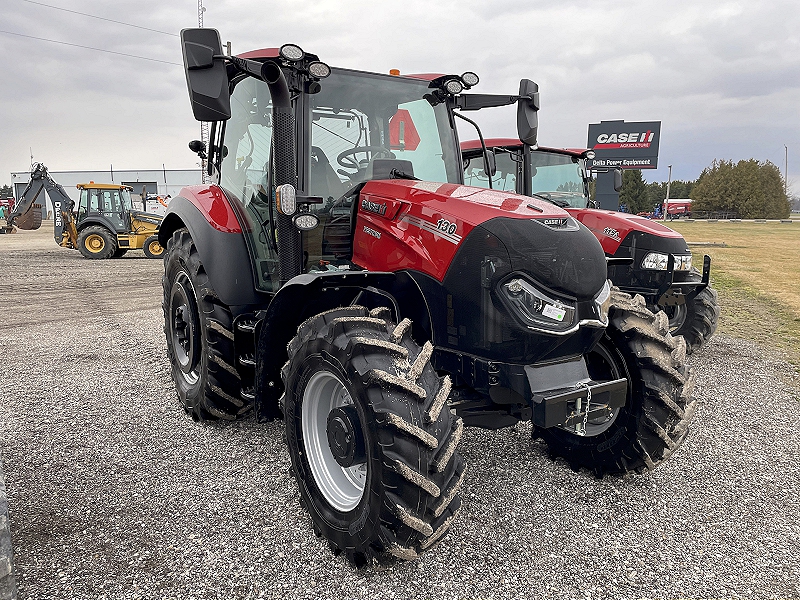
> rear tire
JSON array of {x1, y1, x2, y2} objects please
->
[
  {"x1": 537, "y1": 289, "x2": 696, "y2": 476},
  {"x1": 282, "y1": 306, "x2": 464, "y2": 566},
  {"x1": 162, "y1": 227, "x2": 249, "y2": 421},
  {"x1": 143, "y1": 235, "x2": 164, "y2": 259},
  {"x1": 78, "y1": 225, "x2": 116, "y2": 259}
]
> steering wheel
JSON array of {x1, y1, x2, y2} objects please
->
[{"x1": 336, "y1": 146, "x2": 395, "y2": 170}]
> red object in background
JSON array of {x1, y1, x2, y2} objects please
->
[{"x1": 389, "y1": 110, "x2": 420, "y2": 151}]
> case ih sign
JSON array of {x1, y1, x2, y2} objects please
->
[{"x1": 586, "y1": 120, "x2": 661, "y2": 170}]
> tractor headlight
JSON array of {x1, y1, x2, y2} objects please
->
[
  {"x1": 499, "y1": 276, "x2": 576, "y2": 333},
  {"x1": 641, "y1": 252, "x2": 669, "y2": 270},
  {"x1": 292, "y1": 212, "x2": 319, "y2": 231},
  {"x1": 275, "y1": 184, "x2": 296, "y2": 216},
  {"x1": 594, "y1": 279, "x2": 611, "y2": 324},
  {"x1": 674, "y1": 254, "x2": 692, "y2": 271}
]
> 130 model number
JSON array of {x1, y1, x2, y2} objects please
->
[{"x1": 436, "y1": 219, "x2": 457, "y2": 235}]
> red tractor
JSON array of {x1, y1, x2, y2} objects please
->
[
  {"x1": 462, "y1": 140, "x2": 720, "y2": 352},
  {"x1": 161, "y1": 29, "x2": 696, "y2": 566}
]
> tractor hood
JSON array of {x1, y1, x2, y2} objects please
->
[
  {"x1": 354, "y1": 179, "x2": 607, "y2": 300},
  {"x1": 568, "y1": 207, "x2": 686, "y2": 255}
]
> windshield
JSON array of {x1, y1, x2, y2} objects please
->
[
  {"x1": 309, "y1": 68, "x2": 461, "y2": 205},
  {"x1": 529, "y1": 150, "x2": 588, "y2": 208}
]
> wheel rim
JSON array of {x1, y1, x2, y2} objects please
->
[
  {"x1": 582, "y1": 340, "x2": 626, "y2": 436},
  {"x1": 84, "y1": 234, "x2": 105, "y2": 253},
  {"x1": 148, "y1": 240, "x2": 163, "y2": 255},
  {"x1": 168, "y1": 271, "x2": 200, "y2": 384},
  {"x1": 301, "y1": 370, "x2": 367, "y2": 512},
  {"x1": 663, "y1": 302, "x2": 688, "y2": 333}
]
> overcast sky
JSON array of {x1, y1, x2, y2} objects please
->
[{"x1": 1, "y1": 0, "x2": 798, "y2": 188}]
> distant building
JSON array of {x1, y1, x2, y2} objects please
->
[{"x1": 9, "y1": 167, "x2": 202, "y2": 217}]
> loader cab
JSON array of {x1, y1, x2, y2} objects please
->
[{"x1": 76, "y1": 183, "x2": 134, "y2": 232}]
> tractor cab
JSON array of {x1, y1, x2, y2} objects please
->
[{"x1": 76, "y1": 183, "x2": 135, "y2": 232}]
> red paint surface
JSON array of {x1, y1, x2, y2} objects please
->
[
  {"x1": 178, "y1": 185, "x2": 242, "y2": 233},
  {"x1": 236, "y1": 48, "x2": 280, "y2": 59},
  {"x1": 352, "y1": 180, "x2": 568, "y2": 281},
  {"x1": 461, "y1": 139, "x2": 587, "y2": 157},
  {"x1": 568, "y1": 208, "x2": 682, "y2": 254}
]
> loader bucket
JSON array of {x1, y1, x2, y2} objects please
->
[{"x1": 13, "y1": 203, "x2": 43, "y2": 230}]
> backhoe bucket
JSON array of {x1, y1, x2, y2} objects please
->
[{"x1": 12, "y1": 203, "x2": 43, "y2": 230}]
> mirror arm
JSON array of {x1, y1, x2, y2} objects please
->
[{"x1": 453, "y1": 111, "x2": 493, "y2": 189}]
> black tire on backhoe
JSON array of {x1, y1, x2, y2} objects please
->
[
  {"x1": 661, "y1": 273, "x2": 720, "y2": 354},
  {"x1": 536, "y1": 289, "x2": 697, "y2": 476},
  {"x1": 282, "y1": 306, "x2": 465, "y2": 567},
  {"x1": 143, "y1": 235, "x2": 164, "y2": 259},
  {"x1": 112, "y1": 248, "x2": 128, "y2": 258},
  {"x1": 162, "y1": 227, "x2": 249, "y2": 421},
  {"x1": 78, "y1": 225, "x2": 116, "y2": 259}
]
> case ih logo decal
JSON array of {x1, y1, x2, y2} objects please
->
[
  {"x1": 587, "y1": 120, "x2": 661, "y2": 170},
  {"x1": 361, "y1": 198, "x2": 387, "y2": 216},
  {"x1": 593, "y1": 130, "x2": 655, "y2": 150},
  {"x1": 400, "y1": 214, "x2": 462, "y2": 245}
]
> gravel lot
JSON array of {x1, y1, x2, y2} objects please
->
[{"x1": 1, "y1": 225, "x2": 799, "y2": 599}]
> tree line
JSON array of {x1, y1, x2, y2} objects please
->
[{"x1": 592, "y1": 158, "x2": 790, "y2": 218}]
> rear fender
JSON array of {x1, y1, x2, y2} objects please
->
[
  {"x1": 254, "y1": 270, "x2": 432, "y2": 419},
  {"x1": 158, "y1": 194, "x2": 262, "y2": 307}
]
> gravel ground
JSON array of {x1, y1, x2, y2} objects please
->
[{"x1": 1, "y1": 226, "x2": 800, "y2": 599}]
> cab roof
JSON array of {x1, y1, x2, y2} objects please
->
[
  {"x1": 234, "y1": 50, "x2": 443, "y2": 81},
  {"x1": 76, "y1": 183, "x2": 133, "y2": 191},
  {"x1": 461, "y1": 138, "x2": 587, "y2": 157}
]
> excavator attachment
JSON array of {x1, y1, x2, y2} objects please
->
[{"x1": 10, "y1": 203, "x2": 43, "y2": 230}]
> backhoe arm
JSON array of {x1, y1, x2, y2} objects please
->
[{"x1": 14, "y1": 163, "x2": 77, "y2": 247}]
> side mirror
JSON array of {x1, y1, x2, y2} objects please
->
[
  {"x1": 188, "y1": 140, "x2": 208, "y2": 159},
  {"x1": 516, "y1": 79, "x2": 539, "y2": 147},
  {"x1": 613, "y1": 168, "x2": 623, "y2": 192},
  {"x1": 180, "y1": 28, "x2": 231, "y2": 122},
  {"x1": 485, "y1": 150, "x2": 496, "y2": 177}
]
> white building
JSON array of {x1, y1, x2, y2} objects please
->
[{"x1": 10, "y1": 167, "x2": 203, "y2": 216}]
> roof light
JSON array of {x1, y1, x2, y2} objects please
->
[
  {"x1": 444, "y1": 79, "x2": 463, "y2": 95},
  {"x1": 389, "y1": 69, "x2": 400, "y2": 76},
  {"x1": 275, "y1": 184, "x2": 296, "y2": 216},
  {"x1": 308, "y1": 61, "x2": 331, "y2": 78},
  {"x1": 279, "y1": 44, "x2": 304, "y2": 61},
  {"x1": 461, "y1": 71, "x2": 479, "y2": 87}
]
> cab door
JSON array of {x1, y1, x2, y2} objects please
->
[{"x1": 99, "y1": 189, "x2": 127, "y2": 232}]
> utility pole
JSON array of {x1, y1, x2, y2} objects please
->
[
  {"x1": 665, "y1": 164, "x2": 672, "y2": 202},
  {"x1": 785, "y1": 145, "x2": 789, "y2": 196},
  {"x1": 198, "y1": 0, "x2": 208, "y2": 183}
]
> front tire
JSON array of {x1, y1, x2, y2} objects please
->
[
  {"x1": 282, "y1": 306, "x2": 464, "y2": 566},
  {"x1": 162, "y1": 227, "x2": 249, "y2": 421},
  {"x1": 78, "y1": 225, "x2": 116, "y2": 259},
  {"x1": 661, "y1": 277, "x2": 720, "y2": 353},
  {"x1": 537, "y1": 290, "x2": 696, "y2": 476}
]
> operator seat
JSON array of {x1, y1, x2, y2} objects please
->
[{"x1": 310, "y1": 146, "x2": 345, "y2": 204}]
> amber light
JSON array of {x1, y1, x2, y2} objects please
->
[{"x1": 389, "y1": 69, "x2": 400, "y2": 76}]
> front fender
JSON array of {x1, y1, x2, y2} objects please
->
[{"x1": 159, "y1": 194, "x2": 263, "y2": 307}]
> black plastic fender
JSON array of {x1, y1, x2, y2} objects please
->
[
  {"x1": 158, "y1": 196, "x2": 264, "y2": 307},
  {"x1": 254, "y1": 270, "x2": 433, "y2": 419}
]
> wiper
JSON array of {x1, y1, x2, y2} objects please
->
[
  {"x1": 390, "y1": 168, "x2": 419, "y2": 181},
  {"x1": 529, "y1": 192, "x2": 570, "y2": 208}
]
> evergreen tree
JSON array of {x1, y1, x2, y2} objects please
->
[
  {"x1": 619, "y1": 169, "x2": 650, "y2": 213},
  {"x1": 692, "y1": 159, "x2": 789, "y2": 218}
]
